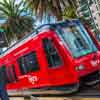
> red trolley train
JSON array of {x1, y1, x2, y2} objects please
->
[{"x1": 0, "y1": 19, "x2": 100, "y2": 93}]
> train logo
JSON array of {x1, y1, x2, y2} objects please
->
[{"x1": 28, "y1": 75, "x2": 38, "y2": 85}]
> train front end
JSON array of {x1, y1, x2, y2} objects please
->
[{"x1": 54, "y1": 19, "x2": 100, "y2": 85}]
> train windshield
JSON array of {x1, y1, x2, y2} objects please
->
[{"x1": 58, "y1": 24, "x2": 97, "y2": 58}]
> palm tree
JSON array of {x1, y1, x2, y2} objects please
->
[
  {"x1": 63, "y1": 6, "x2": 77, "y2": 19},
  {"x1": 63, "y1": 0, "x2": 77, "y2": 19},
  {"x1": 24, "y1": 0, "x2": 72, "y2": 21},
  {"x1": 67, "y1": 0, "x2": 77, "y2": 9},
  {"x1": 0, "y1": 0, "x2": 34, "y2": 44}
]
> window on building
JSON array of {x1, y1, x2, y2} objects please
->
[
  {"x1": 17, "y1": 52, "x2": 39, "y2": 75},
  {"x1": 94, "y1": 17, "x2": 96, "y2": 20},
  {"x1": 92, "y1": 10, "x2": 94, "y2": 13},
  {"x1": 96, "y1": 24, "x2": 99, "y2": 27},
  {"x1": 43, "y1": 38, "x2": 62, "y2": 68}
]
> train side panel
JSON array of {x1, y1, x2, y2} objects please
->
[{"x1": 0, "y1": 32, "x2": 78, "y2": 90}]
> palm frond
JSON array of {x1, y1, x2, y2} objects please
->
[
  {"x1": 0, "y1": 6, "x2": 10, "y2": 16},
  {"x1": 23, "y1": 0, "x2": 75, "y2": 21},
  {"x1": 0, "y1": 0, "x2": 34, "y2": 44},
  {"x1": 15, "y1": 0, "x2": 24, "y2": 16}
]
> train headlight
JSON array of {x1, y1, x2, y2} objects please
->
[{"x1": 76, "y1": 65, "x2": 85, "y2": 71}]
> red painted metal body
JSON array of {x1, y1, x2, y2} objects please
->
[
  {"x1": 0, "y1": 19, "x2": 100, "y2": 91},
  {"x1": 84, "y1": 24, "x2": 100, "y2": 50},
  {"x1": 1, "y1": 30, "x2": 78, "y2": 90}
]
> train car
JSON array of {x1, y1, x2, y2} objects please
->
[
  {"x1": 0, "y1": 19, "x2": 100, "y2": 93},
  {"x1": 84, "y1": 23, "x2": 100, "y2": 50}
]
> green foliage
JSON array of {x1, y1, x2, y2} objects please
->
[
  {"x1": 23, "y1": 0, "x2": 67, "y2": 21},
  {"x1": 63, "y1": 6, "x2": 77, "y2": 19},
  {"x1": 0, "y1": 0, "x2": 33, "y2": 44},
  {"x1": 1, "y1": 16, "x2": 33, "y2": 43}
]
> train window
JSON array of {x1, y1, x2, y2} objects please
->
[
  {"x1": 17, "y1": 52, "x2": 40, "y2": 74},
  {"x1": 43, "y1": 38, "x2": 62, "y2": 68},
  {"x1": 6, "y1": 67, "x2": 13, "y2": 83},
  {"x1": 0, "y1": 65, "x2": 8, "y2": 83},
  {"x1": 11, "y1": 65, "x2": 17, "y2": 80},
  {"x1": 6, "y1": 65, "x2": 17, "y2": 83}
]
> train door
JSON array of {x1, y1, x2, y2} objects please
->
[
  {"x1": 41, "y1": 36, "x2": 78, "y2": 86},
  {"x1": 17, "y1": 41, "x2": 49, "y2": 88}
]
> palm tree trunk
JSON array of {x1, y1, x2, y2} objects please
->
[
  {"x1": 68, "y1": 0, "x2": 77, "y2": 8},
  {"x1": 52, "y1": 0, "x2": 63, "y2": 21}
]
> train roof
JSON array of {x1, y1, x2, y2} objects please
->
[{"x1": 0, "y1": 19, "x2": 81, "y2": 57}]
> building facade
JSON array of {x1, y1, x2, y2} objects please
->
[{"x1": 76, "y1": 0, "x2": 100, "y2": 34}]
